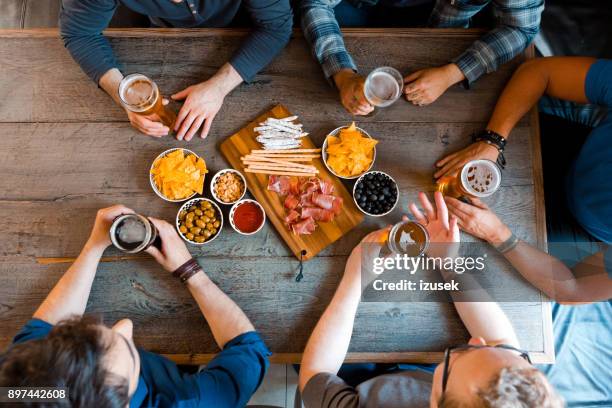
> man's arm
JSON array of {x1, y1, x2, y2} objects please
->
[
  {"x1": 437, "y1": 0, "x2": 543, "y2": 85},
  {"x1": 445, "y1": 196, "x2": 612, "y2": 303},
  {"x1": 59, "y1": 0, "x2": 119, "y2": 85},
  {"x1": 434, "y1": 56, "x2": 596, "y2": 178},
  {"x1": 298, "y1": 240, "x2": 364, "y2": 392},
  {"x1": 300, "y1": 0, "x2": 354, "y2": 80},
  {"x1": 33, "y1": 205, "x2": 133, "y2": 324},
  {"x1": 145, "y1": 218, "x2": 253, "y2": 348},
  {"x1": 486, "y1": 57, "x2": 595, "y2": 137}
]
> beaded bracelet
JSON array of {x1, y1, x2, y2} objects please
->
[{"x1": 494, "y1": 233, "x2": 520, "y2": 254}]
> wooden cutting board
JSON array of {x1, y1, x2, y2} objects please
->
[{"x1": 219, "y1": 104, "x2": 364, "y2": 261}]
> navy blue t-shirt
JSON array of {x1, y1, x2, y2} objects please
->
[
  {"x1": 12, "y1": 319, "x2": 271, "y2": 408},
  {"x1": 566, "y1": 59, "x2": 612, "y2": 245}
]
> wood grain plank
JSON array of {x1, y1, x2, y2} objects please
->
[
  {"x1": 0, "y1": 258, "x2": 546, "y2": 360},
  {"x1": 220, "y1": 104, "x2": 364, "y2": 261}
]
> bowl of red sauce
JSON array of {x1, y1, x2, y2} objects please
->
[{"x1": 229, "y1": 199, "x2": 266, "y2": 235}]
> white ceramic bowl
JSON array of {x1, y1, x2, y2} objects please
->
[
  {"x1": 228, "y1": 199, "x2": 266, "y2": 235},
  {"x1": 322, "y1": 125, "x2": 376, "y2": 180},
  {"x1": 150, "y1": 148, "x2": 203, "y2": 202},
  {"x1": 210, "y1": 168, "x2": 247, "y2": 205},
  {"x1": 353, "y1": 171, "x2": 399, "y2": 217},
  {"x1": 176, "y1": 198, "x2": 223, "y2": 245}
]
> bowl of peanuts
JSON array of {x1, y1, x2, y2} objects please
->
[{"x1": 210, "y1": 169, "x2": 247, "y2": 205}]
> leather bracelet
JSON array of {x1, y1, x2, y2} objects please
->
[
  {"x1": 472, "y1": 130, "x2": 507, "y2": 169},
  {"x1": 494, "y1": 233, "x2": 520, "y2": 254},
  {"x1": 172, "y1": 258, "x2": 202, "y2": 283}
]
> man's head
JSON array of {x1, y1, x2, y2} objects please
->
[
  {"x1": 0, "y1": 316, "x2": 140, "y2": 407},
  {"x1": 430, "y1": 337, "x2": 563, "y2": 408}
]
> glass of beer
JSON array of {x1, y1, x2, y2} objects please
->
[
  {"x1": 387, "y1": 220, "x2": 429, "y2": 256},
  {"x1": 436, "y1": 159, "x2": 501, "y2": 200},
  {"x1": 363, "y1": 66, "x2": 404, "y2": 110},
  {"x1": 109, "y1": 213, "x2": 160, "y2": 254},
  {"x1": 118, "y1": 73, "x2": 177, "y2": 128}
]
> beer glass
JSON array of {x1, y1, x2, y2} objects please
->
[
  {"x1": 363, "y1": 66, "x2": 404, "y2": 108},
  {"x1": 119, "y1": 73, "x2": 177, "y2": 128},
  {"x1": 436, "y1": 159, "x2": 501, "y2": 200},
  {"x1": 109, "y1": 213, "x2": 159, "y2": 254},
  {"x1": 387, "y1": 220, "x2": 429, "y2": 257}
]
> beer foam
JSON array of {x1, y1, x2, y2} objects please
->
[
  {"x1": 123, "y1": 80, "x2": 153, "y2": 106},
  {"x1": 461, "y1": 160, "x2": 501, "y2": 197},
  {"x1": 117, "y1": 218, "x2": 146, "y2": 244}
]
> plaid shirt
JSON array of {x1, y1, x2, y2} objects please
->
[{"x1": 300, "y1": 0, "x2": 544, "y2": 84}]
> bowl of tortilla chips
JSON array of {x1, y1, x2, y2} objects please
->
[
  {"x1": 150, "y1": 148, "x2": 208, "y2": 202},
  {"x1": 322, "y1": 122, "x2": 377, "y2": 179}
]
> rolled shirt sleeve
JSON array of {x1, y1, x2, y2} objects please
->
[
  {"x1": 229, "y1": 0, "x2": 293, "y2": 82},
  {"x1": 59, "y1": 0, "x2": 119, "y2": 85},
  {"x1": 430, "y1": 0, "x2": 543, "y2": 84},
  {"x1": 300, "y1": 0, "x2": 357, "y2": 80}
]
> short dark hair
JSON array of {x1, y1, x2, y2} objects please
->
[
  {"x1": 0, "y1": 316, "x2": 130, "y2": 408},
  {"x1": 438, "y1": 367, "x2": 564, "y2": 408}
]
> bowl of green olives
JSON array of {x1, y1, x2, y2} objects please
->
[{"x1": 176, "y1": 198, "x2": 223, "y2": 245}]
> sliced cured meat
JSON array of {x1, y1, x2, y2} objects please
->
[
  {"x1": 292, "y1": 217, "x2": 316, "y2": 235},
  {"x1": 301, "y1": 179, "x2": 319, "y2": 194},
  {"x1": 301, "y1": 207, "x2": 334, "y2": 222},
  {"x1": 300, "y1": 192, "x2": 314, "y2": 207},
  {"x1": 284, "y1": 194, "x2": 300, "y2": 210},
  {"x1": 319, "y1": 179, "x2": 335, "y2": 195},
  {"x1": 285, "y1": 209, "x2": 300, "y2": 225},
  {"x1": 311, "y1": 192, "x2": 336, "y2": 210},
  {"x1": 267, "y1": 175, "x2": 291, "y2": 195},
  {"x1": 289, "y1": 178, "x2": 300, "y2": 196},
  {"x1": 331, "y1": 196, "x2": 343, "y2": 215}
]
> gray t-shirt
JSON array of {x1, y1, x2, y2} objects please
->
[{"x1": 302, "y1": 370, "x2": 433, "y2": 408}]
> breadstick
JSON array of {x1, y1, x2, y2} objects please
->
[
  {"x1": 245, "y1": 169, "x2": 316, "y2": 177},
  {"x1": 242, "y1": 159, "x2": 316, "y2": 169},
  {"x1": 247, "y1": 163, "x2": 318, "y2": 173},
  {"x1": 242, "y1": 155, "x2": 314, "y2": 163},
  {"x1": 250, "y1": 148, "x2": 321, "y2": 154}
]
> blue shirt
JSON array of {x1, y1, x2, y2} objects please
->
[
  {"x1": 567, "y1": 59, "x2": 612, "y2": 244},
  {"x1": 59, "y1": 0, "x2": 293, "y2": 84},
  {"x1": 12, "y1": 319, "x2": 271, "y2": 408}
]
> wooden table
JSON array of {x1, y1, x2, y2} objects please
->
[{"x1": 0, "y1": 28, "x2": 553, "y2": 364}]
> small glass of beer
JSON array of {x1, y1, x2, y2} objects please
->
[
  {"x1": 387, "y1": 220, "x2": 430, "y2": 256},
  {"x1": 109, "y1": 213, "x2": 159, "y2": 254},
  {"x1": 363, "y1": 67, "x2": 404, "y2": 109},
  {"x1": 436, "y1": 159, "x2": 501, "y2": 200},
  {"x1": 118, "y1": 73, "x2": 177, "y2": 128}
]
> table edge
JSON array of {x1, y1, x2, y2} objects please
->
[{"x1": 0, "y1": 27, "x2": 489, "y2": 38}]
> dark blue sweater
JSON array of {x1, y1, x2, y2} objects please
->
[{"x1": 59, "y1": 0, "x2": 293, "y2": 83}]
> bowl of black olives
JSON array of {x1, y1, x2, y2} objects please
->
[{"x1": 353, "y1": 171, "x2": 399, "y2": 217}]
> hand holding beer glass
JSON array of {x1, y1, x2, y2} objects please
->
[
  {"x1": 119, "y1": 74, "x2": 177, "y2": 138},
  {"x1": 362, "y1": 66, "x2": 404, "y2": 115}
]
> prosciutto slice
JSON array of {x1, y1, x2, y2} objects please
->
[
  {"x1": 284, "y1": 195, "x2": 300, "y2": 210},
  {"x1": 268, "y1": 175, "x2": 345, "y2": 235},
  {"x1": 292, "y1": 217, "x2": 316, "y2": 235},
  {"x1": 301, "y1": 207, "x2": 335, "y2": 222}
]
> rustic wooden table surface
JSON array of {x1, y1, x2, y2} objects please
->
[{"x1": 0, "y1": 28, "x2": 553, "y2": 364}]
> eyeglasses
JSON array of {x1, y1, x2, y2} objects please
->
[{"x1": 441, "y1": 344, "x2": 532, "y2": 393}]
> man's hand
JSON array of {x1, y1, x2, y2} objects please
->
[
  {"x1": 344, "y1": 227, "x2": 391, "y2": 284},
  {"x1": 145, "y1": 217, "x2": 193, "y2": 272},
  {"x1": 87, "y1": 205, "x2": 135, "y2": 251},
  {"x1": 333, "y1": 69, "x2": 374, "y2": 116},
  {"x1": 434, "y1": 142, "x2": 499, "y2": 179},
  {"x1": 445, "y1": 197, "x2": 512, "y2": 244},
  {"x1": 172, "y1": 80, "x2": 226, "y2": 141},
  {"x1": 407, "y1": 191, "x2": 460, "y2": 259},
  {"x1": 404, "y1": 63, "x2": 464, "y2": 106},
  {"x1": 125, "y1": 99, "x2": 171, "y2": 138}
]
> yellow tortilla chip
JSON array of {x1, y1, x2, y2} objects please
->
[
  {"x1": 325, "y1": 122, "x2": 377, "y2": 177},
  {"x1": 151, "y1": 150, "x2": 208, "y2": 200}
]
